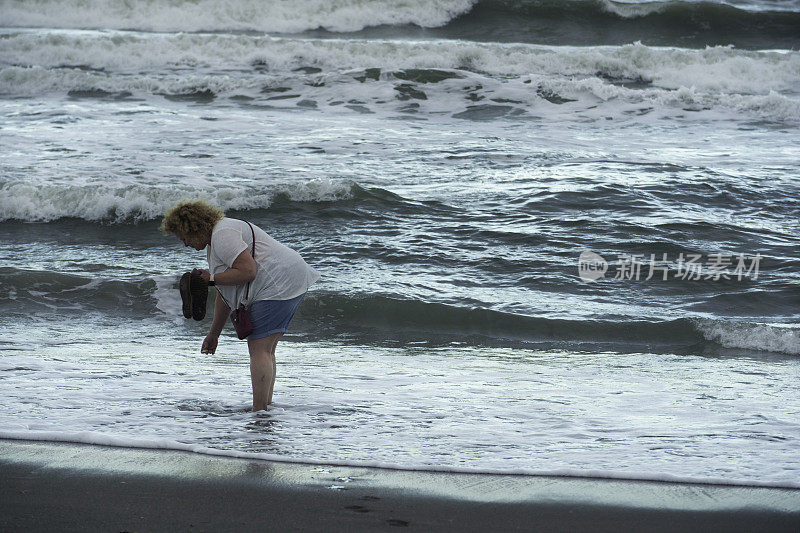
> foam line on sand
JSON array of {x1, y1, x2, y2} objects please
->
[{"x1": 2, "y1": 440, "x2": 799, "y2": 532}]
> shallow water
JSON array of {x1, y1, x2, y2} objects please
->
[{"x1": 3, "y1": 326, "x2": 800, "y2": 486}]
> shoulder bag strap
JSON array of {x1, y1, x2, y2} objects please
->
[{"x1": 243, "y1": 222, "x2": 256, "y2": 302}]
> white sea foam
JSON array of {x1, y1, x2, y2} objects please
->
[
  {"x1": 604, "y1": 0, "x2": 800, "y2": 16},
  {"x1": 0, "y1": 179, "x2": 355, "y2": 222},
  {"x1": 2, "y1": 32, "x2": 797, "y2": 94},
  {"x1": 152, "y1": 275, "x2": 184, "y2": 321},
  {"x1": 600, "y1": 0, "x2": 670, "y2": 18},
  {"x1": 725, "y1": 0, "x2": 800, "y2": 11},
  {"x1": 532, "y1": 76, "x2": 800, "y2": 121},
  {"x1": 2, "y1": 32, "x2": 798, "y2": 121},
  {"x1": 694, "y1": 319, "x2": 800, "y2": 355},
  {"x1": 0, "y1": 0, "x2": 476, "y2": 33}
]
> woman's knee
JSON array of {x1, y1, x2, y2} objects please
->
[
  {"x1": 248, "y1": 333, "x2": 282, "y2": 357},
  {"x1": 263, "y1": 332, "x2": 283, "y2": 354}
]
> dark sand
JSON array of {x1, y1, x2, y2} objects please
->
[{"x1": 2, "y1": 439, "x2": 799, "y2": 532}]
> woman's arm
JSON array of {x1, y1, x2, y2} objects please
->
[
  {"x1": 201, "y1": 294, "x2": 231, "y2": 354},
  {"x1": 198, "y1": 249, "x2": 257, "y2": 286},
  {"x1": 198, "y1": 249, "x2": 256, "y2": 355},
  {"x1": 208, "y1": 293, "x2": 230, "y2": 337}
]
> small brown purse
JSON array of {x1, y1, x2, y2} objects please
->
[
  {"x1": 230, "y1": 302, "x2": 253, "y2": 340},
  {"x1": 219, "y1": 222, "x2": 256, "y2": 340}
]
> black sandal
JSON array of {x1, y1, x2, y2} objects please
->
[
  {"x1": 189, "y1": 270, "x2": 209, "y2": 321},
  {"x1": 179, "y1": 270, "x2": 209, "y2": 320},
  {"x1": 179, "y1": 272, "x2": 192, "y2": 319}
]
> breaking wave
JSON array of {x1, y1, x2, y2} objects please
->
[
  {"x1": 1, "y1": 0, "x2": 798, "y2": 50},
  {"x1": 0, "y1": 0, "x2": 475, "y2": 33},
  {"x1": 2, "y1": 32, "x2": 798, "y2": 122},
  {"x1": 693, "y1": 318, "x2": 800, "y2": 355},
  {"x1": 0, "y1": 179, "x2": 356, "y2": 222},
  {"x1": 3, "y1": 32, "x2": 798, "y2": 92}
]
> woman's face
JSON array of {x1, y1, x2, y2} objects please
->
[{"x1": 175, "y1": 232, "x2": 207, "y2": 251}]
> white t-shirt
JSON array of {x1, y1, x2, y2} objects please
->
[{"x1": 206, "y1": 217, "x2": 320, "y2": 307}]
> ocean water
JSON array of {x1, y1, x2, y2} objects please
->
[{"x1": 1, "y1": 0, "x2": 800, "y2": 488}]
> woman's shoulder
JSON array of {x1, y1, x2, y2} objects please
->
[
  {"x1": 213, "y1": 217, "x2": 273, "y2": 243},
  {"x1": 210, "y1": 217, "x2": 243, "y2": 244},
  {"x1": 217, "y1": 216, "x2": 240, "y2": 226},
  {"x1": 212, "y1": 217, "x2": 244, "y2": 233}
]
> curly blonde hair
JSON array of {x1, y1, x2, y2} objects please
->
[{"x1": 160, "y1": 200, "x2": 225, "y2": 238}]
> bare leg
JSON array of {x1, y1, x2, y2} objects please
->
[
  {"x1": 271, "y1": 353, "x2": 277, "y2": 401},
  {"x1": 247, "y1": 332, "x2": 283, "y2": 411}
]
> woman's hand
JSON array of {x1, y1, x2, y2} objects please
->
[
  {"x1": 201, "y1": 334, "x2": 219, "y2": 355},
  {"x1": 193, "y1": 268, "x2": 211, "y2": 283}
]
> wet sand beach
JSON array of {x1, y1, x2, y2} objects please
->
[{"x1": 2, "y1": 440, "x2": 799, "y2": 532}]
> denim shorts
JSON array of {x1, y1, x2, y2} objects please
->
[{"x1": 247, "y1": 292, "x2": 306, "y2": 340}]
